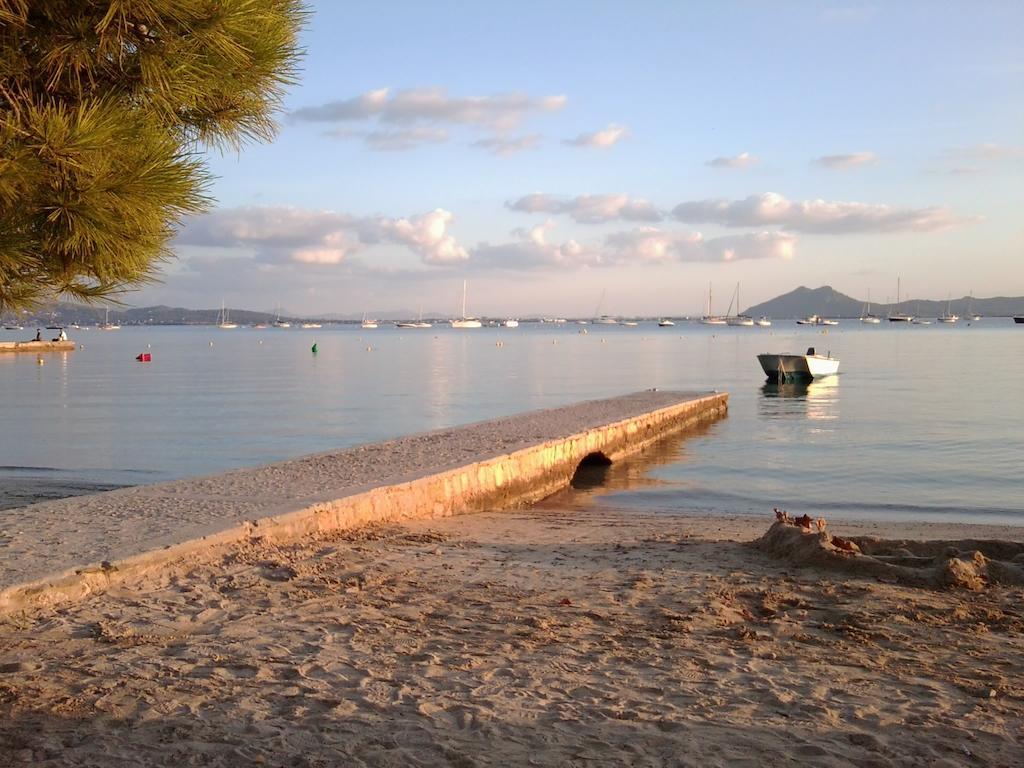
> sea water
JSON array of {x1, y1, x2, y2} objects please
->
[{"x1": 1, "y1": 322, "x2": 1021, "y2": 524}]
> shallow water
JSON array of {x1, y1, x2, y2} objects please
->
[{"x1": 1, "y1": 321, "x2": 1021, "y2": 524}]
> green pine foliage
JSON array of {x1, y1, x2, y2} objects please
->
[{"x1": 0, "y1": 0, "x2": 305, "y2": 310}]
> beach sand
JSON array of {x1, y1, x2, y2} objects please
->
[{"x1": 1, "y1": 503, "x2": 1022, "y2": 767}]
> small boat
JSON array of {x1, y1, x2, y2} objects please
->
[
  {"x1": 700, "y1": 282, "x2": 727, "y2": 324},
  {"x1": 99, "y1": 308, "x2": 120, "y2": 330},
  {"x1": 622, "y1": 320, "x2": 638, "y2": 326},
  {"x1": 3, "y1": 325, "x2": 23, "y2": 330},
  {"x1": 594, "y1": 315, "x2": 618, "y2": 325},
  {"x1": 938, "y1": 295, "x2": 959, "y2": 323},
  {"x1": 758, "y1": 347, "x2": 839, "y2": 382},
  {"x1": 796, "y1": 314, "x2": 837, "y2": 326},
  {"x1": 756, "y1": 316, "x2": 772, "y2": 327},
  {"x1": 217, "y1": 301, "x2": 237, "y2": 329},
  {"x1": 272, "y1": 303, "x2": 290, "y2": 328},
  {"x1": 503, "y1": 319, "x2": 519, "y2": 328},
  {"x1": 860, "y1": 291, "x2": 881, "y2": 323},
  {"x1": 1014, "y1": 316, "x2": 1024, "y2": 324},
  {"x1": 451, "y1": 280, "x2": 482, "y2": 328},
  {"x1": 725, "y1": 283, "x2": 754, "y2": 325},
  {"x1": 888, "y1": 278, "x2": 913, "y2": 322},
  {"x1": 658, "y1": 319, "x2": 675, "y2": 327}
]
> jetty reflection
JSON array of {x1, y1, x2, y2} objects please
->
[
  {"x1": 537, "y1": 415, "x2": 725, "y2": 508},
  {"x1": 758, "y1": 376, "x2": 839, "y2": 422}
]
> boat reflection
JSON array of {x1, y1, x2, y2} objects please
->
[{"x1": 759, "y1": 375, "x2": 839, "y2": 422}]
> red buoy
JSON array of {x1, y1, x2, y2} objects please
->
[{"x1": 135, "y1": 352, "x2": 152, "y2": 362}]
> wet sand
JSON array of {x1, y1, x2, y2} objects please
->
[{"x1": 1, "y1": 505, "x2": 1021, "y2": 767}]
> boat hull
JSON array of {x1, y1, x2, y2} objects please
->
[
  {"x1": 758, "y1": 353, "x2": 839, "y2": 382},
  {"x1": 0, "y1": 340, "x2": 76, "y2": 353},
  {"x1": 1015, "y1": 316, "x2": 1024, "y2": 324}
]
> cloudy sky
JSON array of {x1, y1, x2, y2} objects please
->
[{"x1": 146, "y1": 1, "x2": 1024, "y2": 317}]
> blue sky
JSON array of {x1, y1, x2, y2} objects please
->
[{"x1": 148, "y1": 1, "x2": 1024, "y2": 316}]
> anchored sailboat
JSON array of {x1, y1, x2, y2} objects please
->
[{"x1": 451, "y1": 280, "x2": 482, "y2": 328}]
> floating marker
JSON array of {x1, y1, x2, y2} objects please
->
[
  {"x1": 311, "y1": 342, "x2": 318, "y2": 354},
  {"x1": 135, "y1": 352, "x2": 152, "y2": 362}
]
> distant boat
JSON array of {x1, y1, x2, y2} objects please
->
[
  {"x1": 860, "y1": 290, "x2": 881, "y2": 323},
  {"x1": 758, "y1": 346, "x2": 839, "y2": 382},
  {"x1": 217, "y1": 301, "x2": 237, "y2": 329},
  {"x1": 888, "y1": 278, "x2": 914, "y2": 322},
  {"x1": 503, "y1": 319, "x2": 519, "y2": 328},
  {"x1": 3, "y1": 325, "x2": 23, "y2": 330},
  {"x1": 272, "y1": 303, "x2": 290, "y2": 328},
  {"x1": 967, "y1": 290, "x2": 981, "y2": 321},
  {"x1": 302, "y1": 322, "x2": 323, "y2": 329},
  {"x1": 938, "y1": 295, "x2": 959, "y2": 324},
  {"x1": 658, "y1": 319, "x2": 675, "y2": 327},
  {"x1": 99, "y1": 308, "x2": 120, "y2": 330},
  {"x1": 725, "y1": 283, "x2": 754, "y2": 326},
  {"x1": 700, "y1": 282, "x2": 727, "y2": 325},
  {"x1": 756, "y1": 316, "x2": 772, "y2": 327},
  {"x1": 451, "y1": 280, "x2": 482, "y2": 328},
  {"x1": 593, "y1": 289, "x2": 618, "y2": 324},
  {"x1": 622, "y1": 320, "x2": 638, "y2": 326},
  {"x1": 797, "y1": 314, "x2": 837, "y2": 326},
  {"x1": 1013, "y1": 316, "x2": 1024, "y2": 324}
]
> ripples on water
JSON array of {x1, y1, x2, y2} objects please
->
[{"x1": 1, "y1": 322, "x2": 1021, "y2": 524}]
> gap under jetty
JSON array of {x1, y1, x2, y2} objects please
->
[{"x1": 0, "y1": 389, "x2": 727, "y2": 613}]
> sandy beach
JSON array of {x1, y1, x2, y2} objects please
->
[{"x1": 1, "y1": 500, "x2": 1022, "y2": 767}]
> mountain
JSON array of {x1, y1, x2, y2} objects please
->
[{"x1": 745, "y1": 286, "x2": 1024, "y2": 319}]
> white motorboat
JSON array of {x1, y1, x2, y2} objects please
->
[
  {"x1": 758, "y1": 347, "x2": 840, "y2": 382},
  {"x1": 302, "y1": 322, "x2": 323, "y2": 329},
  {"x1": 503, "y1": 319, "x2": 519, "y2": 328},
  {"x1": 756, "y1": 316, "x2": 772, "y2": 327},
  {"x1": 622, "y1": 320, "x2": 638, "y2": 326},
  {"x1": 451, "y1": 280, "x2": 482, "y2": 328},
  {"x1": 797, "y1": 314, "x2": 837, "y2": 326},
  {"x1": 658, "y1": 319, "x2": 675, "y2": 327}
]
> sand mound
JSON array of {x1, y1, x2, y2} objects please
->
[{"x1": 753, "y1": 511, "x2": 1024, "y2": 590}]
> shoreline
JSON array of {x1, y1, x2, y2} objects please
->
[{"x1": 1, "y1": 506, "x2": 1021, "y2": 766}]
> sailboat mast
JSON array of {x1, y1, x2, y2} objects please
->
[{"x1": 461, "y1": 279, "x2": 467, "y2": 319}]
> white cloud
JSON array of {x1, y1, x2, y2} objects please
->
[
  {"x1": 295, "y1": 87, "x2": 565, "y2": 154},
  {"x1": 672, "y1": 192, "x2": 968, "y2": 234},
  {"x1": 293, "y1": 87, "x2": 565, "y2": 129},
  {"x1": 605, "y1": 228, "x2": 795, "y2": 263},
  {"x1": 707, "y1": 152, "x2": 759, "y2": 169},
  {"x1": 564, "y1": 123, "x2": 628, "y2": 148},
  {"x1": 364, "y1": 127, "x2": 449, "y2": 151},
  {"x1": 471, "y1": 134, "x2": 542, "y2": 155},
  {"x1": 507, "y1": 193, "x2": 662, "y2": 223},
  {"x1": 812, "y1": 152, "x2": 877, "y2": 169},
  {"x1": 177, "y1": 206, "x2": 467, "y2": 266},
  {"x1": 472, "y1": 224, "x2": 795, "y2": 270}
]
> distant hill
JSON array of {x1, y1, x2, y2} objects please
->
[
  {"x1": 2, "y1": 303, "x2": 450, "y2": 326},
  {"x1": 745, "y1": 286, "x2": 1024, "y2": 319}
]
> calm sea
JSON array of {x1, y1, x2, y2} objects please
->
[{"x1": 1, "y1": 321, "x2": 1022, "y2": 525}]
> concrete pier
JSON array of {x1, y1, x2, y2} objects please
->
[
  {"x1": 0, "y1": 390, "x2": 727, "y2": 612},
  {"x1": 0, "y1": 340, "x2": 75, "y2": 353}
]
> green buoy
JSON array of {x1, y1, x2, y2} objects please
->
[{"x1": 311, "y1": 342, "x2": 318, "y2": 354}]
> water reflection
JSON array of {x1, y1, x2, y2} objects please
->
[
  {"x1": 758, "y1": 376, "x2": 839, "y2": 421},
  {"x1": 537, "y1": 416, "x2": 724, "y2": 510}
]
